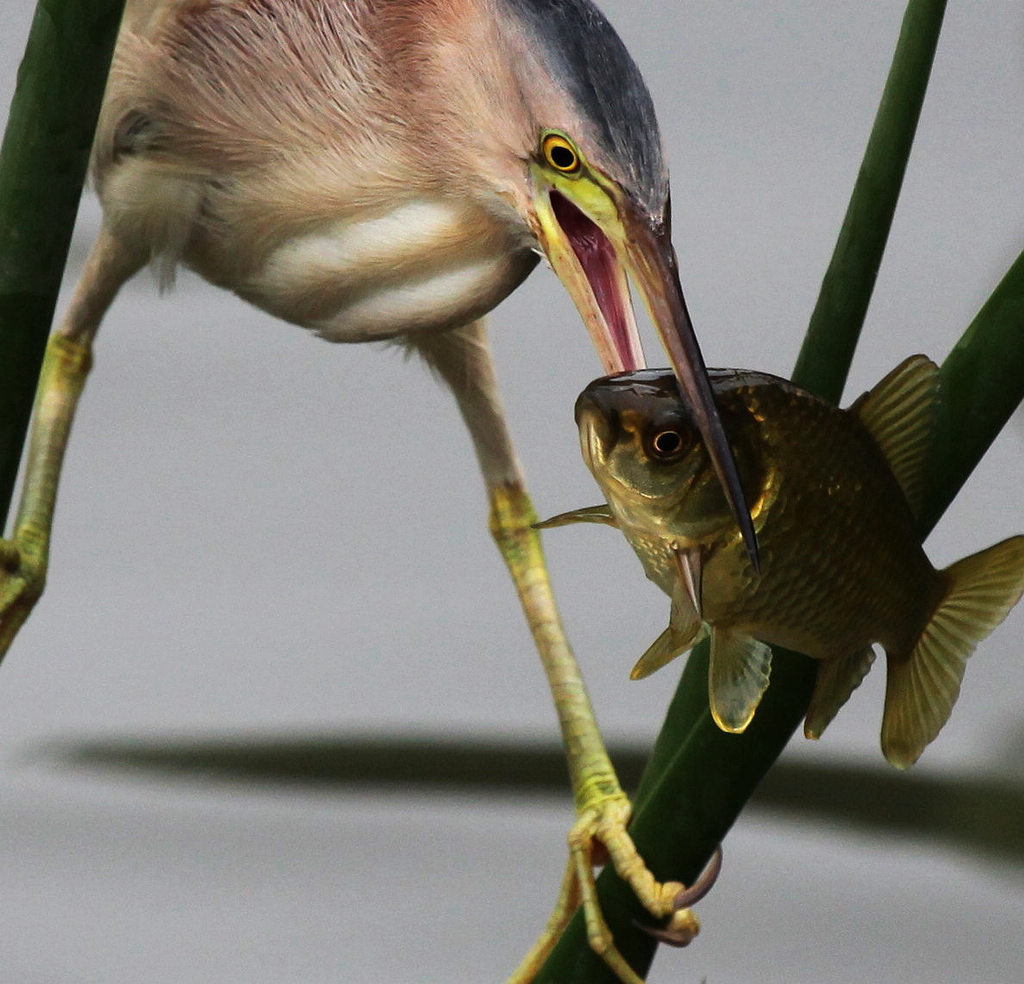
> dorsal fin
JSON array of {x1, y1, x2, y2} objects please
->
[{"x1": 849, "y1": 355, "x2": 939, "y2": 518}]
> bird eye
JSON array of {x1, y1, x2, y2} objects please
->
[
  {"x1": 650, "y1": 429, "x2": 685, "y2": 459},
  {"x1": 541, "y1": 132, "x2": 581, "y2": 174}
]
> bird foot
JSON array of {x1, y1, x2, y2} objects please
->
[
  {"x1": 0, "y1": 533, "x2": 46, "y2": 658},
  {"x1": 635, "y1": 845, "x2": 722, "y2": 947},
  {"x1": 506, "y1": 794, "x2": 714, "y2": 984}
]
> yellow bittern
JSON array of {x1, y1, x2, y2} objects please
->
[{"x1": 0, "y1": 1, "x2": 751, "y2": 980}]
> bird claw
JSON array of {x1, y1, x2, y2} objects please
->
[
  {"x1": 673, "y1": 844, "x2": 723, "y2": 910},
  {"x1": 637, "y1": 916, "x2": 701, "y2": 948},
  {"x1": 507, "y1": 798, "x2": 720, "y2": 984},
  {"x1": 635, "y1": 846, "x2": 723, "y2": 948}
]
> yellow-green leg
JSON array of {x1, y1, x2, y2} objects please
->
[
  {"x1": 492, "y1": 482, "x2": 699, "y2": 984},
  {"x1": 0, "y1": 230, "x2": 141, "y2": 658},
  {"x1": 3, "y1": 287, "x2": 712, "y2": 983},
  {"x1": 0, "y1": 333, "x2": 93, "y2": 655},
  {"x1": 409, "y1": 321, "x2": 708, "y2": 984}
]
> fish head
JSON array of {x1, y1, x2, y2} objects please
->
[{"x1": 575, "y1": 369, "x2": 759, "y2": 543}]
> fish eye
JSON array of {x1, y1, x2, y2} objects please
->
[
  {"x1": 649, "y1": 429, "x2": 686, "y2": 459},
  {"x1": 541, "y1": 132, "x2": 582, "y2": 174}
]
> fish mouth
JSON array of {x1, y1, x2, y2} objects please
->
[
  {"x1": 574, "y1": 399, "x2": 678, "y2": 510},
  {"x1": 576, "y1": 406, "x2": 608, "y2": 477}
]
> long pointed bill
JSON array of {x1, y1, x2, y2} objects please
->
[
  {"x1": 624, "y1": 218, "x2": 759, "y2": 571},
  {"x1": 536, "y1": 188, "x2": 759, "y2": 571}
]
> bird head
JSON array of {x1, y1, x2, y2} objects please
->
[
  {"x1": 411, "y1": 0, "x2": 758, "y2": 565},
  {"x1": 505, "y1": 0, "x2": 758, "y2": 566}
]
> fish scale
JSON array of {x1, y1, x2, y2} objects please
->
[
  {"x1": 559, "y1": 359, "x2": 1024, "y2": 766},
  {"x1": 620, "y1": 378, "x2": 936, "y2": 662}
]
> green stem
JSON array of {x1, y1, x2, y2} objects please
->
[
  {"x1": 919, "y1": 249, "x2": 1024, "y2": 537},
  {"x1": 793, "y1": 0, "x2": 947, "y2": 404},
  {"x1": 0, "y1": 0, "x2": 124, "y2": 530}
]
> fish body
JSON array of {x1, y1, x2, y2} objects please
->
[{"x1": 554, "y1": 357, "x2": 1024, "y2": 767}]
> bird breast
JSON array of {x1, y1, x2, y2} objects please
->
[{"x1": 236, "y1": 198, "x2": 538, "y2": 341}]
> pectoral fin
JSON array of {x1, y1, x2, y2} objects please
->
[
  {"x1": 708, "y1": 628, "x2": 772, "y2": 733},
  {"x1": 631, "y1": 605, "x2": 705, "y2": 681},
  {"x1": 804, "y1": 647, "x2": 876, "y2": 740},
  {"x1": 631, "y1": 627, "x2": 690, "y2": 680},
  {"x1": 534, "y1": 504, "x2": 618, "y2": 530}
]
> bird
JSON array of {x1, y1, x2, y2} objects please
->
[{"x1": 0, "y1": 2, "x2": 747, "y2": 980}]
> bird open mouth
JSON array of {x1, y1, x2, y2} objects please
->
[
  {"x1": 550, "y1": 191, "x2": 645, "y2": 372},
  {"x1": 537, "y1": 182, "x2": 760, "y2": 571}
]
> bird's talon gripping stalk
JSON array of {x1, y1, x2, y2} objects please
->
[
  {"x1": 634, "y1": 846, "x2": 723, "y2": 948},
  {"x1": 672, "y1": 845, "x2": 722, "y2": 912},
  {"x1": 637, "y1": 918, "x2": 701, "y2": 949},
  {"x1": 492, "y1": 482, "x2": 707, "y2": 984}
]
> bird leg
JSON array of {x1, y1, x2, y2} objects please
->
[
  {"x1": 493, "y1": 482, "x2": 699, "y2": 984},
  {"x1": 409, "y1": 322, "x2": 707, "y2": 984},
  {"x1": 0, "y1": 230, "x2": 142, "y2": 658},
  {"x1": 0, "y1": 334, "x2": 90, "y2": 654}
]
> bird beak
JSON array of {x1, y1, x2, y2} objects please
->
[{"x1": 534, "y1": 186, "x2": 760, "y2": 571}]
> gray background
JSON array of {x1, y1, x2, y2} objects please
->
[{"x1": 1, "y1": 1, "x2": 1023, "y2": 981}]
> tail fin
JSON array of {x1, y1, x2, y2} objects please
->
[{"x1": 881, "y1": 536, "x2": 1024, "y2": 768}]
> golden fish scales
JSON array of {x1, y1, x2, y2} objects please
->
[
  {"x1": 656, "y1": 379, "x2": 943, "y2": 662},
  {"x1": 545, "y1": 357, "x2": 1024, "y2": 768}
]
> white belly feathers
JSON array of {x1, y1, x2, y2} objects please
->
[{"x1": 241, "y1": 199, "x2": 537, "y2": 341}]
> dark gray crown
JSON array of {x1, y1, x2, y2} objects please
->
[{"x1": 501, "y1": 0, "x2": 668, "y2": 216}]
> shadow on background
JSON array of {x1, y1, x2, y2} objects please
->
[{"x1": 34, "y1": 729, "x2": 1024, "y2": 869}]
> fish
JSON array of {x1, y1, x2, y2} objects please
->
[{"x1": 540, "y1": 356, "x2": 1024, "y2": 768}]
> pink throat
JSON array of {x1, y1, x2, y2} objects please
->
[{"x1": 550, "y1": 191, "x2": 643, "y2": 372}]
